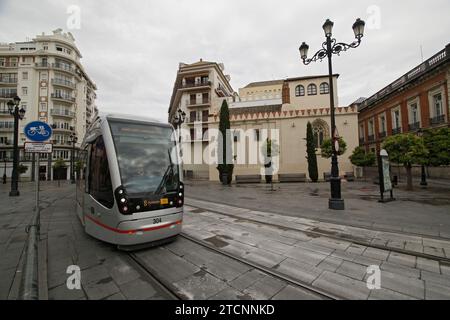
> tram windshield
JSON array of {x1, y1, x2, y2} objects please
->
[{"x1": 109, "y1": 120, "x2": 179, "y2": 196}]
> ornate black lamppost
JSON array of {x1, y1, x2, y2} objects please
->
[
  {"x1": 69, "y1": 133, "x2": 78, "y2": 184},
  {"x1": 416, "y1": 128, "x2": 427, "y2": 186},
  {"x1": 299, "y1": 18, "x2": 365, "y2": 210},
  {"x1": 7, "y1": 96, "x2": 26, "y2": 196},
  {"x1": 3, "y1": 158, "x2": 7, "y2": 184},
  {"x1": 172, "y1": 108, "x2": 186, "y2": 143}
]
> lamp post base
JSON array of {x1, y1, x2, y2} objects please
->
[
  {"x1": 329, "y1": 198, "x2": 344, "y2": 210},
  {"x1": 9, "y1": 190, "x2": 20, "y2": 197}
]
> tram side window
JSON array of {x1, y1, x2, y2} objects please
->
[{"x1": 89, "y1": 136, "x2": 114, "y2": 208}]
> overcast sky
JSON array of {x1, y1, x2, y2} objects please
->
[{"x1": 1, "y1": 0, "x2": 449, "y2": 121}]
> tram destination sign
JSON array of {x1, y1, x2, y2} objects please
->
[{"x1": 24, "y1": 142, "x2": 53, "y2": 154}]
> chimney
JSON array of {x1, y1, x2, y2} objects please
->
[{"x1": 282, "y1": 81, "x2": 290, "y2": 104}]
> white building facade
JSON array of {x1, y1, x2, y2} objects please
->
[{"x1": 0, "y1": 29, "x2": 97, "y2": 181}]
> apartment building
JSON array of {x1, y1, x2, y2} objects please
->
[
  {"x1": 168, "y1": 59, "x2": 359, "y2": 181},
  {"x1": 0, "y1": 29, "x2": 97, "y2": 181},
  {"x1": 358, "y1": 43, "x2": 450, "y2": 153}
]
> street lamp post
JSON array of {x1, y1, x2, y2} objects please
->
[
  {"x1": 7, "y1": 96, "x2": 26, "y2": 197},
  {"x1": 69, "y1": 133, "x2": 78, "y2": 184},
  {"x1": 2, "y1": 158, "x2": 7, "y2": 184},
  {"x1": 416, "y1": 128, "x2": 428, "y2": 187},
  {"x1": 299, "y1": 18, "x2": 365, "y2": 210}
]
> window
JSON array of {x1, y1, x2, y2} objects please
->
[
  {"x1": 409, "y1": 103, "x2": 419, "y2": 124},
  {"x1": 319, "y1": 82, "x2": 329, "y2": 94},
  {"x1": 189, "y1": 111, "x2": 196, "y2": 123},
  {"x1": 368, "y1": 120, "x2": 374, "y2": 136},
  {"x1": 312, "y1": 119, "x2": 330, "y2": 148},
  {"x1": 22, "y1": 87, "x2": 28, "y2": 95},
  {"x1": 56, "y1": 46, "x2": 63, "y2": 52},
  {"x1": 433, "y1": 93, "x2": 443, "y2": 116},
  {"x1": 0, "y1": 137, "x2": 8, "y2": 144},
  {"x1": 307, "y1": 84, "x2": 317, "y2": 95},
  {"x1": 202, "y1": 110, "x2": 209, "y2": 122},
  {"x1": 254, "y1": 129, "x2": 260, "y2": 141},
  {"x1": 379, "y1": 115, "x2": 386, "y2": 132},
  {"x1": 295, "y1": 85, "x2": 305, "y2": 96},
  {"x1": 392, "y1": 109, "x2": 401, "y2": 129},
  {"x1": 22, "y1": 72, "x2": 28, "y2": 80},
  {"x1": 88, "y1": 136, "x2": 114, "y2": 208}
]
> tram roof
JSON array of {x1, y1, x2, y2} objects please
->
[{"x1": 97, "y1": 112, "x2": 169, "y2": 126}]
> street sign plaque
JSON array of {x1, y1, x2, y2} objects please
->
[
  {"x1": 24, "y1": 142, "x2": 53, "y2": 154},
  {"x1": 24, "y1": 121, "x2": 52, "y2": 142}
]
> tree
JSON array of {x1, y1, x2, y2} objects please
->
[
  {"x1": 382, "y1": 133, "x2": 428, "y2": 190},
  {"x1": 320, "y1": 137, "x2": 347, "y2": 158},
  {"x1": 261, "y1": 138, "x2": 279, "y2": 183},
  {"x1": 423, "y1": 127, "x2": 450, "y2": 166},
  {"x1": 216, "y1": 100, "x2": 234, "y2": 184},
  {"x1": 53, "y1": 158, "x2": 67, "y2": 187},
  {"x1": 349, "y1": 146, "x2": 376, "y2": 167},
  {"x1": 306, "y1": 122, "x2": 318, "y2": 182}
]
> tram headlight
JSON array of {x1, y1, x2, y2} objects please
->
[
  {"x1": 120, "y1": 198, "x2": 126, "y2": 203},
  {"x1": 178, "y1": 192, "x2": 183, "y2": 197},
  {"x1": 115, "y1": 186, "x2": 132, "y2": 215}
]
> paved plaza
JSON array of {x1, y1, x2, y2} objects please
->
[{"x1": 1, "y1": 179, "x2": 450, "y2": 300}]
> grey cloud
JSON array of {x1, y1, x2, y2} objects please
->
[{"x1": 1, "y1": 0, "x2": 449, "y2": 121}]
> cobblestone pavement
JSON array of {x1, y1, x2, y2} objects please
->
[
  {"x1": 182, "y1": 202, "x2": 450, "y2": 300},
  {"x1": 184, "y1": 180, "x2": 450, "y2": 238},
  {"x1": 2, "y1": 181, "x2": 450, "y2": 300}
]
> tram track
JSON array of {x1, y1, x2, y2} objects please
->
[
  {"x1": 127, "y1": 252, "x2": 184, "y2": 300},
  {"x1": 185, "y1": 201, "x2": 450, "y2": 265},
  {"x1": 179, "y1": 233, "x2": 339, "y2": 300},
  {"x1": 126, "y1": 233, "x2": 340, "y2": 300}
]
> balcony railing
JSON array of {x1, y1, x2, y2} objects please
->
[
  {"x1": 367, "y1": 134, "x2": 374, "y2": 142},
  {"x1": 0, "y1": 63, "x2": 18, "y2": 68},
  {"x1": 408, "y1": 122, "x2": 421, "y2": 131},
  {"x1": 430, "y1": 114, "x2": 445, "y2": 125},
  {"x1": 51, "y1": 124, "x2": 75, "y2": 132},
  {"x1": 188, "y1": 117, "x2": 208, "y2": 123},
  {"x1": 52, "y1": 78, "x2": 75, "y2": 89},
  {"x1": 50, "y1": 109, "x2": 75, "y2": 118},
  {"x1": 35, "y1": 62, "x2": 49, "y2": 68},
  {"x1": 0, "y1": 78, "x2": 17, "y2": 84},
  {"x1": 181, "y1": 81, "x2": 211, "y2": 89},
  {"x1": 379, "y1": 131, "x2": 387, "y2": 138},
  {"x1": 52, "y1": 63, "x2": 75, "y2": 74},
  {"x1": 0, "y1": 92, "x2": 17, "y2": 98},
  {"x1": 51, "y1": 93, "x2": 75, "y2": 102},
  {"x1": 187, "y1": 99, "x2": 211, "y2": 107},
  {"x1": 392, "y1": 127, "x2": 402, "y2": 135}
]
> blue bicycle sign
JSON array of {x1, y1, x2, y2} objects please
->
[{"x1": 24, "y1": 121, "x2": 53, "y2": 142}]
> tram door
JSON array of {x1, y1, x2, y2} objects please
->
[{"x1": 84, "y1": 136, "x2": 116, "y2": 241}]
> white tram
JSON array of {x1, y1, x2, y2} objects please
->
[{"x1": 75, "y1": 113, "x2": 183, "y2": 249}]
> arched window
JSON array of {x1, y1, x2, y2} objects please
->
[
  {"x1": 307, "y1": 84, "x2": 317, "y2": 95},
  {"x1": 295, "y1": 85, "x2": 305, "y2": 97},
  {"x1": 312, "y1": 119, "x2": 330, "y2": 148},
  {"x1": 319, "y1": 82, "x2": 329, "y2": 94}
]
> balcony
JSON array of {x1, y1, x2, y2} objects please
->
[
  {"x1": 0, "y1": 92, "x2": 17, "y2": 99},
  {"x1": 35, "y1": 62, "x2": 49, "y2": 68},
  {"x1": 52, "y1": 78, "x2": 75, "y2": 89},
  {"x1": 392, "y1": 127, "x2": 402, "y2": 135},
  {"x1": 408, "y1": 122, "x2": 421, "y2": 131},
  {"x1": 0, "y1": 63, "x2": 18, "y2": 68},
  {"x1": 181, "y1": 80, "x2": 211, "y2": 89},
  {"x1": 52, "y1": 63, "x2": 75, "y2": 74},
  {"x1": 0, "y1": 126, "x2": 13, "y2": 132},
  {"x1": 50, "y1": 109, "x2": 75, "y2": 118},
  {"x1": 187, "y1": 99, "x2": 211, "y2": 108},
  {"x1": 51, "y1": 124, "x2": 75, "y2": 133},
  {"x1": 0, "y1": 78, "x2": 17, "y2": 85},
  {"x1": 367, "y1": 134, "x2": 375, "y2": 142},
  {"x1": 51, "y1": 93, "x2": 75, "y2": 103},
  {"x1": 379, "y1": 131, "x2": 387, "y2": 138},
  {"x1": 430, "y1": 114, "x2": 445, "y2": 126}
]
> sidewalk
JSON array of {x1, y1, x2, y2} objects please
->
[
  {"x1": 184, "y1": 180, "x2": 450, "y2": 238},
  {"x1": 1, "y1": 182, "x2": 172, "y2": 300}
]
